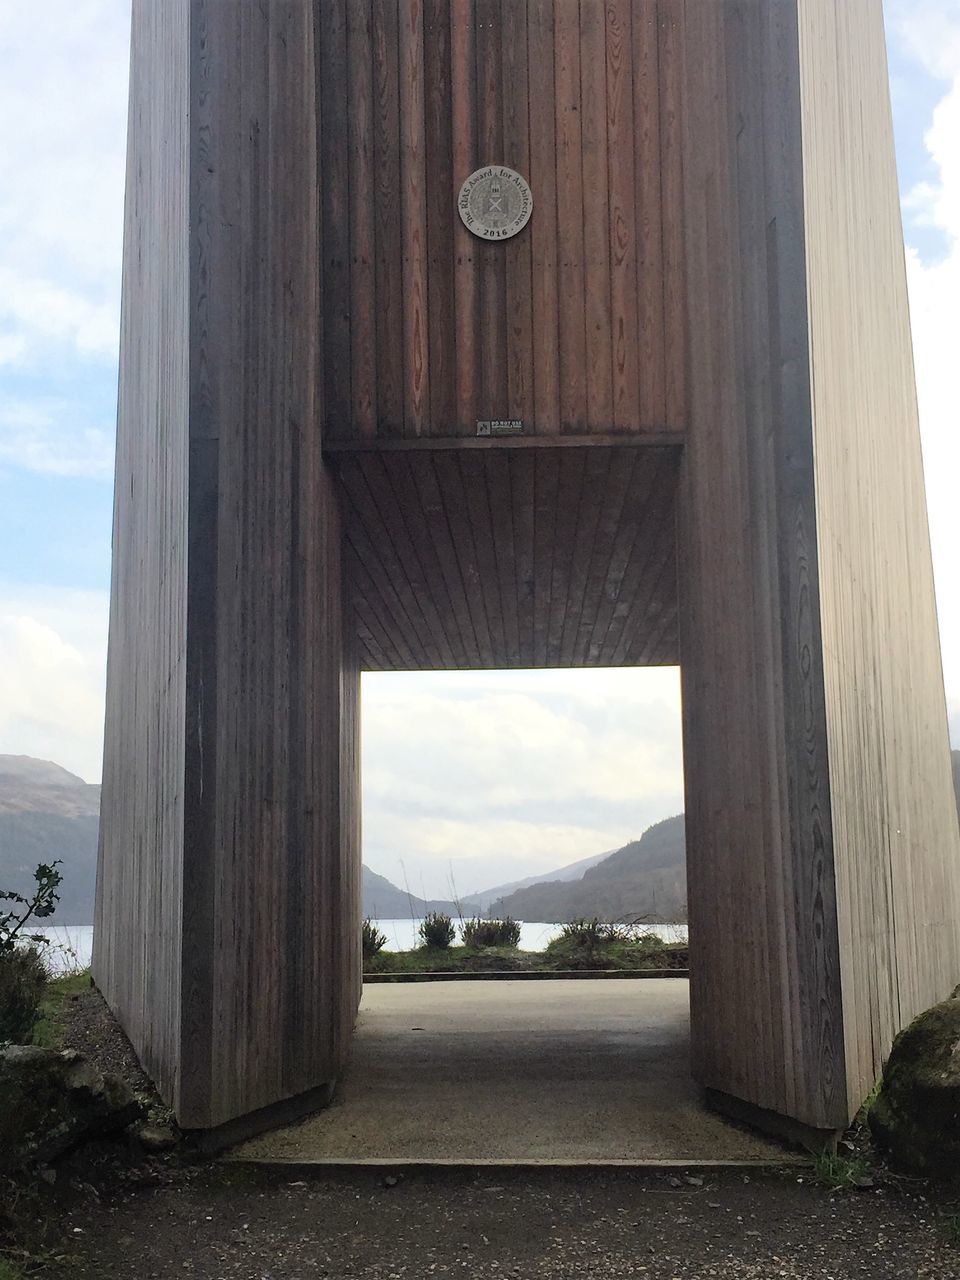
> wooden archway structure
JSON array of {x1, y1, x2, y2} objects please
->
[{"x1": 94, "y1": 0, "x2": 960, "y2": 1141}]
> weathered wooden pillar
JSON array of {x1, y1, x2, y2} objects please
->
[
  {"x1": 95, "y1": 0, "x2": 361, "y2": 1132},
  {"x1": 678, "y1": 0, "x2": 960, "y2": 1136}
]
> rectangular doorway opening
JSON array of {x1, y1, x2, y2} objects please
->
[{"x1": 239, "y1": 669, "x2": 788, "y2": 1165}]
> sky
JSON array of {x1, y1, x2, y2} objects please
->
[{"x1": 0, "y1": 1, "x2": 957, "y2": 899}]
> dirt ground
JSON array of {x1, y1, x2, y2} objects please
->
[
  {"x1": 57, "y1": 987, "x2": 155, "y2": 1098},
  {"x1": 27, "y1": 988, "x2": 959, "y2": 1279},
  {"x1": 36, "y1": 1162, "x2": 956, "y2": 1280}
]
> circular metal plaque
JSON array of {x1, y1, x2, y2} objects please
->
[{"x1": 457, "y1": 166, "x2": 533, "y2": 241}]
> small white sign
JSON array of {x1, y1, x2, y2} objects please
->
[{"x1": 476, "y1": 420, "x2": 524, "y2": 437}]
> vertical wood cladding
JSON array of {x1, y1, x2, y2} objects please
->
[
  {"x1": 678, "y1": 0, "x2": 846, "y2": 1132},
  {"x1": 99, "y1": 0, "x2": 960, "y2": 1139},
  {"x1": 180, "y1": 0, "x2": 361, "y2": 1129},
  {"x1": 331, "y1": 443, "x2": 681, "y2": 671},
  {"x1": 798, "y1": 0, "x2": 960, "y2": 1116},
  {"x1": 320, "y1": 0, "x2": 686, "y2": 439},
  {"x1": 679, "y1": 0, "x2": 960, "y2": 1131},
  {"x1": 94, "y1": 0, "x2": 190, "y2": 1114},
  {"x1": 97, "y1": 0, "x2": 362, "y2": 1130}
]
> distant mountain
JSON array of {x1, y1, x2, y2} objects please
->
[
  {"x1": 0, "y1": 756, "x2": 469, "y2": 925},
  {"x1": 0, "y1": 756, "x2": 101, "y2": 924},
  {"x1": 361, "y1": 866, "x2": 459, "y2": 920},
  {"x1": 490, "y1": 815, "x2": 687, "y2": 923},
  {"x1": 463, "y1": 849, "x2": 614, "y2": 914},
  {"x1": 6, "y1": 749, "x2": 955, "y2": 931}
]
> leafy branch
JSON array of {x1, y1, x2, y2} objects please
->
[{"x1": 0, "y1": 862, "x2": 63, "y2": 953}]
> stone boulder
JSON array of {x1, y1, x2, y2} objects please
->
[
  {"x1": 869, "y1": 987, "x2": 960, "y2": 1178},
  {"x1": 0, "y1": 1045, "x2": 143, "y2": 1171}
]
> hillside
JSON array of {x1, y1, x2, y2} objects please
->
[
  {"x1": 490, "y1": 815, "x2": 687, "y2": 923},
  {"x1": 0, "y1": 756, "x2": 467, "y2": 923},
  {"x1": 4, "y1": 751, "x2": 956, "y2": 928},
  {"x1": 361, "y1": 866, "x2": 459, "y2": 920},
  {"x1": 462, "y1": 849, "x2": 613, "y2": 913},
  {"x1": 0, "y1": 756, "x2": 101, "y2": 924}
]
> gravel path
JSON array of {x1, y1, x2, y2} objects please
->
[
  {"x1": 59, "y1": 1164, "x2": 960, "y2": 1279},
  {"x1": 47, "y1": 986, "x2": 960, "y2": 1278}
]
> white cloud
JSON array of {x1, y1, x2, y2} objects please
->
[
  {"x1": 0, "y1": 1, "x2": 129, "y2": 367},
  {"x1": 890, "y1": 0, "x2": 960, "y2": 81},
  {"x1": 895, "y1": 6, "x2": 960, "y2": 742},
  {"x1": 362, "y1": 669, "x2": 684, "y2": 897},
  {"x1": 0, "y1": 584, "x2": 109, "y2": 783},
  {"x1": 0, "y1": 396, "x2": 114, "y2": 478},
  {"x1": 0, "y1": 269, "x2": 120, "y2": 365},
  {"x1": 0, "y1": 1, "x2": 954, "y2": 905}
]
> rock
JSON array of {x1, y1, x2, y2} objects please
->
[
  {"x1": 134, "y1": 1122, "x2": 179, "y2": 1153},
  {"x1": 0, "y1": 1045, "x2": 143, "y2": 1171},
  {"x1": 869, "y1": 988, "x2": 960, "y2": 1178}
]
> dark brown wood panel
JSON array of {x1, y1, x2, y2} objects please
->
[
  {"x1": 502, "y1": 0, "x2": 534, "y2": 424},
  {"x1": 424, "y1": 0, "x2": 457, "y2": 430},
  {"x1": 634, "y1": 0, "x2": 665, "y2": 425},
  {"x1": 677, "y1": 0, "x2": 846, "y2": 1132},
  {"x1": 372, "y1": 0, "x2": 404, "y2": 434},
  {"x1": 318, "y1": 0, "x2": 351, "y2": 432},
  {"x1": 321, "y1": 0, "x2": 687, "y2": 440},
  {"x1": 348, "y1": 0, "x2": 377, "y2": 436},
  {"x1": 606, "y1": 0, "x2": 641, "y2": 430},
  {"x1": 332, "y1": 443, "x2": 681, "y2": 670},
  {"x1": 184, "y1": 0, "x2": 362, "y2": 1129}
]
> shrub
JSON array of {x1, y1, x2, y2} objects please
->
[
  {"x1": 361, "y1": 918, "x2": 387, "y2": 962},
  {"x1": 0, "y1": 862, "x2": 62, "y2": 1045},
  {"x1": 548, "y1": 918, "x2": 616, "y2": 969},
  {"x1": 555, "y1": 917, "x2": 607, "y2": 947},
  {"x1": 0, "y1": 946, "x2": 49, "y2": 1045},
  {"x1": 419, "y1": 913, "x2": 455, "y2": 949},
  {"x1": 461, "y1": 918, "x2": 522, "y2": 948},
  {"x1": 553, "y1": 918, "x2": 649, "y2": 946}
]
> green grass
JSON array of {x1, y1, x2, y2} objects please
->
[
  {"x1": 364, "y1": 937, "x2": 687, "y2": 975},
  {"x1": 0, "y1": 1258, "x2": 26, "y2": 1280},
  {"x1": 854, "y1": 1077, "x2": 883, "y2": 1127},
  {"x1": 365, "y1": 944, "x2": 527, "y2": 974},
  {"x1": 813, "y1": 1151, "x2": 873, "y2": 1190},
  {"x1": 30, "y1": 969, "x2": 91, "y2": 1049}
]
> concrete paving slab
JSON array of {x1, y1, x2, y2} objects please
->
[{"x1": 234, "y1": 979, "x2": 797, "y2": 1165}]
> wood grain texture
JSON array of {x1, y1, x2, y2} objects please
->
[
  {"x1": 399, "y1": 0, "x2": 429, "y2": 432},
  {"x1": 321, "y1": 0, "x2": 685, "y2": 439},
  {"x1": 332, "y1": 443, "x2": 681, "y2": 671},
  {"x1": 93, "y1": 0, "x2": 190, "y2": 1116},
  {"x1": 678, "y1": 0, "x2": 960, "y2": 1132},
  {"x1": 677, "y1": 0, "x2": 846, "y2": 1132},
  {"x1": 372, "y1": 0, "x2": 404, "y2": 434},
  {"x1": 99, "y1": 0, "x2": 960, "y2": 1144},
  {"x1": 97, "y1": 0, "x2": 361, "y2": 1131},
  {"x1": 798, "y1": 0, "x2": 960, "y2": 1117}
]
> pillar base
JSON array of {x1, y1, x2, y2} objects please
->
[
  {"x1": 187, "y1": 1081, "x2": 337, "y2": 1155},
  {"x1": 704, "y1": 1089, "x2": 841, "y2": 1155}
]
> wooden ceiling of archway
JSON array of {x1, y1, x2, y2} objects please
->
[{"x1": 328, "y1": 441, "x2": 680, "y2": 671}]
